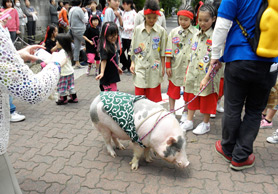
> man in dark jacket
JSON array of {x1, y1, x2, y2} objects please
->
[{"x1": 50, "y1": 0, "x2": 58, "y2": 25}]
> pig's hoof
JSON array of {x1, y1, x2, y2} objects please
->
[
  {"x1": 129, "y1": 162, "x2": 139, "y2": 170},
  {"x1": 145, "y1": 156, "x2": 153, "y2": 163},
  {"x1": 108, "y1": 150, "x2": 117, "y2": 158},
  {"x1": 117, "y1": 144, "x2": 126, "y2": 150}
]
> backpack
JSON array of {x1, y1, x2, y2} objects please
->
[{"x1": 236, "y1": 0, "x2": 278, "y2": 58}]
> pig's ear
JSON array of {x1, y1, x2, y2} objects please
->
[{"x1": 166, "y1": 137, "x2": 177, "y2": 145}]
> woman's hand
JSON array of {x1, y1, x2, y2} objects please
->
[
  {"x1": 200, "y1": 76, "x2": 210, "y2": 91},
  {"x1": 96, "y1": 73, "x2": 103, "y2": 80},
  {"x1": 18, "y1": 45, "x2": 45, "y2": 62}
]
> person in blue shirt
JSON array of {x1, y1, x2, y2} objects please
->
[{"x1": 201, "y1": 0, "x2": 278, "y2": 170}]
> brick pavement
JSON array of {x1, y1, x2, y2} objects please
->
[{"x1": 8, "y1": 71, "x2": 278, "y2": 194}]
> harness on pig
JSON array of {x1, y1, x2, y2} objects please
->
[{"x1": 100, "y1": 92, "x2": 146, "y2": 147}]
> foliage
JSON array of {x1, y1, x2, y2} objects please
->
[
  {"x1": 160, "y1": 0, "x2": 182, "y2": 17},
  {"x1": 134, "y1": 0, "x2": 145, "y2": 11}
]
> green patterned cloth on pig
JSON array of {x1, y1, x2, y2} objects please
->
[{"x1": 100, "y1": 91, "x2": 146, "y2": 147}]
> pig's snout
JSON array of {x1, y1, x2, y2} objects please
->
[{"x1": 176, "y1": 160, "x2": 190, "y2": 168}]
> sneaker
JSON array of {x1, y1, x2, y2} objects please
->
[
  {"x1": 260, "y1": 119, "x2": 273, "y2": 129},
  {"x1": 10, "y1": 111, "x2": 25, "y2": 122},
  {"x1": 266, "y1": 129, "x2": 278, "y2": 144},
  {"x1": 261, "y1": 114, "x2": 266, "y2": 120},
  {"x1": 210, "y1": 114, "x2": 216, "y2": 118},
  {"x1": 87, "y1": 66, "x2": 91, "y2": 75},
  {"x1": 180, "y1": 120, "x2": 193, "y2": 131},
  {"x1": 230, "y1": 154, "x2": 255, "y2": 171},
  {"x1": 192, "y1": 122, "x2": 210, "y2": 135},
  {"x1": 180, "y1": 111, "x2": 188, "y2": 122},
  {"x1": 215, "y1": 140, "x2": 232, "y2": 162},
  {"x1": 216, "y1": 103, "x2": 224, "y2": 113}
]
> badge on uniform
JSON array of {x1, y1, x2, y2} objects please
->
[
  {"x1": 178, "y1": 30, "x2": 183, "y2": 35},
  {"x1": 152, "y1": 44, "x2": 158, "y2": 50},
  {"x1": 139, "y1": 43, "x2": 146, "y2": 51},
  {"x1": 165, "y1": 49, "x2": 172, "y2": 55},
  {"x1": 206, "y1": 39, "x2": 212, "y2": 46},
  {"x1": 178, "y1": 43, "x2": 183, "y2": 49},
  {"x1": 134, "y1": 47, "x2": 142, "y2": 54},
  {"x1": 174, "y1": 48, "x2": 180, "y2": 54},
  {"x1": 188, "y1": 38, "x2": 192, "y2": 45},
  {"x1": 203, "y1": 54, "x2": 210, "y2": 63},
  {"x1": 207, "y1": 46, "x2": 212, "y2": 52},
  {"x1": 152, "y1": 60, "x2": 160, "y2": 69},
  {"x1": 192, "y1": 42, "x2": 198, "y2": 51},
  {"x1": 205, "y1": 66, "x2": 209, "y2": 73},
  {"x1": 152, "y1": 37, "x2": 160, "y2": 44},
  {"x1": 198, "y1": 62, "x2": 204, "y2": 70},
  {"x1": 172, "y1": 37, "x2": 180, "y2": 44}
]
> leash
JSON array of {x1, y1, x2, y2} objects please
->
[{"x1": 139, "y1": 64, "x2": 219, "y2": 141}]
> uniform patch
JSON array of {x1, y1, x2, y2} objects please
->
[
  {"x1": 177, "y1": 43, "x2": 183, "y2": 49},
  {"x1": 152, "y1": 37, "x2": 160, "y2": 44},
  {"x1": 207, "y1": 46, "x2": 212, "y2": 52},
  {"x1": 165, "y1": 49, "x2": 172, "y2": 55},
  {"x1": 192, "y1": 42, "x2": 198, "y2": 50},
  {"x1": 198, "y1": 62, "x2": 204, "y2": 70},
  {"x1": 188, "y1": 38, "x2": 192, "y2": 45},
  {"x1": 178, "y1": 30, "x2": 183, "y2": 35},
  {"x1": 134, "y1": 47, "x2": 142, "y2": 54},
  {"x1": 172, "y1": 37, "x2": 180, "y2": 44},
  {"x1": 205, "y1": 66, "x2": 209, "y2": 73},
  {"x1": 152, "y1": 60, "x2": 160, "y2": 69},
  {"x1": 203, "y1": 54, "x2": 210, "y2": 63},
  {"x1": 174, "y1": 48, "x2": 180, "y2": 54},
  {"x1": 206, "y1": 39, "x2": 212, "y2": 46},
  {"x1": 139, "y1": 43, "x2": 145, "y2": 51},
  {"x1": 152, "y1": 44, "x2": 158, "y2": 50}
]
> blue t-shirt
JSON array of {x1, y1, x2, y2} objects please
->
[{"x1": 218, "y1": 0, "x2": 278, "y2": 63}]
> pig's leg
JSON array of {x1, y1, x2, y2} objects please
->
[
  {"x1": 112, "y1": 137, "x2": 126, "y2": 150},
  {"x1": 99, "y1": 127, "x2": 117, "y2": 157},
  {"x1": 129, "y1": 144, "x2": 144, "y2": 170},
  {"x1": 144, "y1": 147, "x2": 153, "y2": 163}
]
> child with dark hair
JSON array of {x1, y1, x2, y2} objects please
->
[
  {"x1": 83, "y1": 14, "x2": 101, "y2": 75},
  {"x1": 87, "y1": 0, "x2": 102, "y2": 28},
  {"x1": 165, "y1": 4, "x2": 198, "y2": 119},
  {"x1": 129, "y1": 0, "x2": 167, "y2": 102},
  {"x1": 96, "y1": 22, "x2": 123, "y2": 91},
  {"x1": 42, "y1": 24, "x2": 58, "y2": 53},
  {"x1": 55, "y1": 34, "x2": 79, "y2": 105},
  {"x1": 182, "y1": 3, "x2": 219, "y2": 135},
  {"x1": 120, "y1": 0, "x2": 136, "y2": 72}
]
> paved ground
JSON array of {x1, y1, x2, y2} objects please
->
[{"x1": 8, "y1": 16, "x2": 278, "y2": 194}]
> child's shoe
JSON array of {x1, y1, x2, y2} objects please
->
[
  {"x1": 216, "y1": 100, "x2": 224, "y2": 113},
  {"x1": 266, "y1": 129, "x2": 278, "y2": 144},
  {"x1": 260, "y1": 119, "x2": 273, "y2": 129},
  {"x1": 56, "y1": 96, "x2": 68, "y2": 105},
  {"x1": 95, "y1": 68, "x2": 99, "y2": 76},
  {"x1": 87, "y1": 65, "x2": 92, "y2": 75},
  {"x1": 192, "y1": 122, "x2": 210, "y2": 135},
  {"x1": 180, "y1": 120, "x2": 193, "y2": 132},
  {"x1": 210, "y1": 114, "x2": 216, "y2": 118},
  {"x1": 68, "y1": 93, "x2": 78, "y2": 103},
  {"x1": 180, "y1": 111, "x2": 188, "y2": 122}
]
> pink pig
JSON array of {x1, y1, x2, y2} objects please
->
[{"x1": 90, "y1": 94, "x2": 190, "y2": 170}]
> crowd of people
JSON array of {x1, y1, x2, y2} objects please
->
[{"x1": 1, "y1": 0, "x2": 278, "y2": 192}]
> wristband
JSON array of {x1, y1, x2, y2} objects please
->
[{"x1": 166, "y1": 62, "x2": 171, "y2": 68}]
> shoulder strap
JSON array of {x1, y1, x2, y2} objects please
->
[{"x1": 235, "y1": 18, "x2": 251, "y2": 40}]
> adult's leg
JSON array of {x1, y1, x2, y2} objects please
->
[
  {"x1": 0, "y1": 153, "x2": 22, "y2": 194},
  {"x1": 9, "y1": 31, "x2": 17, "y2": 43},
  {"x1": 231, "y1": 61, "x2": 276, "y2": 162},
  {"x1": 9, "y1": 95, "x2": 16, "y2": 114},
  {"x1": 120, "y1": 38, "x2": 129, "y2": 70},
  {"x1": 32, "y1": 21, "x2": 36, "y2": 44},
  {"x1": 73, "y1": 33, "x2": 83, "y2": 66},
  {"x1": 26, "y1": 22, "x2": 32, "y2": 44}
]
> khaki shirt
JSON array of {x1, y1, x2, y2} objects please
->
[
  {"x1": 129, "y1": 23, "x2": 167, "y2": 88},
  {"x1": 134, "y1": 10, "x2": 167, "y2": 30},
  {"x1": 165, "y1": 25, "x2": 198, "y2": 86},
  {"x1": 184, "y1": 28, "x2": 221, "y2": 96}
]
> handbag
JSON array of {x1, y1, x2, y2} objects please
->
[{"x1": 58, "y1": 17, "x2": 67, "y2": 28}]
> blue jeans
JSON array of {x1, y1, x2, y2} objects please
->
[{"x1": 9, "y1": 95, "x2": 16, "y2": 114}]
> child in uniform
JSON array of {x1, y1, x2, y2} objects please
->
[
  {"x1": 165, "y1": 4, "x2": 198, "y2": 117},
  {"x1": 96, "y1": 22, "x2": 123, "y2": 91},
  {"x1": 129, "y1": 0, "x2": 167, "y2": 102},
  {"x1": 182, "y1": 4, "x2": 220, "y2": 135},
  {"x1": 83, "y1": 14, "x2": 101, "y2": 75}
]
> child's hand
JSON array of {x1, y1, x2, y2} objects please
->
[
  {"x1": 166, "y1": 68, "x2": 172, "y2": 78},
  {"x1": 183, "y1": 75, "x2": 186, "y2": 83},
  {"x1": 130, "y1": 63, "x2": 135, "y2": 74},
  {"x1": 162, "y1": 68, "x2": 165, "y2": 77},
  {"x1": 118, "y1": 67, "x2": 123, "y2": 75},
  {"x1": 114, "y1": 10, "x2": 121, "y2": 18},
  {"x1": 200, "y1": 77, "x2": 210, "y2": 90},
  {"x1": 90, "y1": 40, "x2": 94, "y2": 46},
  {"x1": 96, "y1": 73, "x2": 103, "y2": 80}
]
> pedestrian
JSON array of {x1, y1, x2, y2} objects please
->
[
  {"x1": 58, "y1": 1, "x2": 70, "y2": 33},
  {"x1": 120, "y1": 0, "x2": 136, "y2": 73},
  {"x1": 96, "y1": 22, "x2": 123, "y2": 91},
  {"x1": 210, "y1": 0, "x2": 278, "y2": 170},
  {"x1": 165, "y1": 4, "x2": 198, "y2": 118},
  {"x1": 68, "y1": 0, "x2": 88, "y2": 68},
  {"x1": 86, "y1": 0, "x2": 102, "y2": 29},
  {"x1": 181, "y1": 4, "x2": 219, "y2": 135},
  {"x1": 134, "y1": 0, "x2": 166, "y2": 29},
  {"x1": 23, "y1": 0, "x2": 37, "y2": 44},
  {"x1": 42, "y1": 24, "x2": 58, "y2": 54},
  {"x1": 129, "y1": 0, "x2": 167, "y2": 102},
  {"x1": 83, "y1": 14, "x2": 101, "y2": 76},
  {"x1": 14, "y1": 0, "x2": 27, "y2": 42},
  {"x1": 57, "y1": 1, "x2": 63, "y2": 12},
  {"x1": 55, "y1": 34, "x2": 79, "y2": 105},
  {"x1": 0, "y1": 0, "x2": 20, "y2": 42},
  {"x1": 0, "y1": 15, "x2": 62, "y2": 194},
  {"x1": 49, "y1": 0, "x2": 58, "y2": 26}
]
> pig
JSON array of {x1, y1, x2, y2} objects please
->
[{"x1": 89, "y1": 94, "x2": 190, "y2": 170}]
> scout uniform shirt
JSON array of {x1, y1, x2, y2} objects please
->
[
  {"x1": 165, "y1": 25, "x2": 198, "y2": 87},
  {"x1": 129, "y1": 22, "x2": 167, "y2": 88},
  {"x1": 184, "y1": 28, "x2": 221, "y2": 96}
]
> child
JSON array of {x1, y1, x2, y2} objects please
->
[
  {"x1": 55, "y1": 34, "x2": 78, "y2": 105},
  {"x1": 87, "y1": 0, "x2": 102, "y2": 29},
  {"x1": 120, "y1": 0, "x2": 136, "y2": 72},
  {"x1": 42, "y1": 24, "x2": 58, "y2": 54},
  {"x1": 165, "y1": 4, "x2": 198, "y2": 117},
  {"x1": 181, "y1": 4, "x2": 219, "y2": 135},
  {"x1": 83, "y1": 15, "x2": 100, "y2": 76},
  {"x1": 103, "y1": 0, "x2": 123, "y2": 29},
  {"x1": 129, "y1": 0, "x2": 167, "y2": 102},
  {"x1": 96, "y1": 22, "x2": 122, "y2": 91}
]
